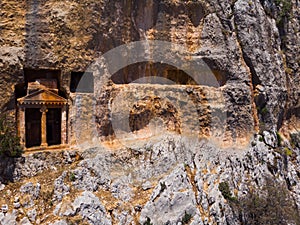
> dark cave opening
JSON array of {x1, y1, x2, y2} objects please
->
[{"x1": 70, "y1": 72, "x2": 94, "y2": 93}]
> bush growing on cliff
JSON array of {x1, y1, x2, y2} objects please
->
[
  {"x1": 290, "y1": 132, "x2": 300, "y2": 148},
  {"x1": 143, "y1": 217, "x2": 153, "y2": 225},
  {"x1": 0, "y1": 114, "x2": 23, "y2": 157},
  {"x1": 231, "y1": 178, "x2": 300, "y2": 225},
  {"x1": 181, "y1": 211, "x2": 192, "y2": 224},
  {"x1": 219, "y1": 181, "x2": 237, "y2": 202},
  {"x1": 275, "y1": 0, "x2": 292, "y2": 21}
]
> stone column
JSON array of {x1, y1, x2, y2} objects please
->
[
  {"x1": 40, "y1": 105, "x2": 48, "y2": 147},
  {"x1": 18, "y1": 107, "x2": 26, "y2": 148},
  {"x1": 61, "y1": 105, "x2": 67, "y2": 145}
]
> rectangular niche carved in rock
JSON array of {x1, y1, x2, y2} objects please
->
[
  {"x1": 25, "y1": 108, "x2": 42, "y2": 148},
  {"x1": 46, "y1": 108, "x2": 61, "y2": 146},
  {"x1": 70, "y1": 72, "x2": 94, "y2": 93},
  {"x1": 24, "y1": 68, "x2": 61, "y2": 86}
]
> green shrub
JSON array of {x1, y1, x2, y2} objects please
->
[
  {"x1": 69, "y1": 172, "x2": 76, "y2": 182},
  {"x1": 181, "y1": 211, "x2": 192, "y2": 224},
  {"x1": 0, "y1": 114, "x2": 23, "y2": 157},
  {"x1": 284, "y1": 147, "x2": 293, "y2": 156},
  {"x1": 219, "y1": 182, "x2": 237, "y2": 202},
  {"x1": 261, "y1": 107, "x2": 268, "y2": 115},
  {"x1": 276, "y1": 132, "x2": 282, "y2": 146},
  {"x1": 275, "y1": 0, "x2": 292, "y2": 17},
  {"x1": 143, "y1": 217, "x2": 153, "y2": 225},
  {"x1": 275, "y1": 0, "x2": 293, "y2": 29},
  {"x1": 230, "y1": 178, "x2": 300, "y2": 225}
]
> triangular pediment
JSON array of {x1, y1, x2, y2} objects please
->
[{"x1": 18, "y1": 89, "x2": 67, "y2": 105}]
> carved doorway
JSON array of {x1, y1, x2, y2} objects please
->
[
  {"x1": 25, "y1": 108, "x2": 42, "y2": 148},
  {"x1": 46, "y1": 108, "x2": 61, "y2": 146}
]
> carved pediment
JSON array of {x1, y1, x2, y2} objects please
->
[{"x1": 17, "y1": 89, "x2": 67, "y2": 105}]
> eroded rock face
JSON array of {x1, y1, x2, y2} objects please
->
[
  {"x1": 0, "y1": 0, "x2": 298, "y2": 145},
  {"x1": 0, "y1": 0, "x2": 299, "y2": 224},
  {"x1": 139, "y1": 166, "x2": 202, "y2": 225},
  {"x1": 0, "y1": 134, "x2": 299, "y2": 224}
]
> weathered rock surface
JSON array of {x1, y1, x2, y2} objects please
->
[
  {"x1": 0, "y1": 0, "x2": 299, "y2": 224},
  {"x1": 0, "y1": 133, "x2": 299, "y2": 224},
  {"x1": 140, "y1": 165, "x2": 202, "y2": 225},
  {"x1": 54, "y1": 191, "x2": 112, "y2": 225},
  {"x1": 0, "y1": 0, "x2": 299, "y2": 144}
]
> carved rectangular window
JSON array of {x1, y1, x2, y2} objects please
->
[
  {"x1": 70, "y1": 72, "x2": 94, "y2": 93},
  {"x1": 24, "y1": 68, "x2": 61, "y2": 85}
]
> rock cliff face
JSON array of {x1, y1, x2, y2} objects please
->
[
  {"x1": 0, "y1": 0, "x2": 299, "y2": 140},
  {"x1": 0, "y1": 134, "x2": 300, "y2": 225},
  {"x1": 0, "y1": 0, "x2": 299, "y2": 224}
]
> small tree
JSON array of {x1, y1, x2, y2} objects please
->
[
  {"x1": 230, "y1": 178, "x2": 300, "y2": 225},
  {"x1": 0, "y1": 114, "x2": 23, "y2": 157}
]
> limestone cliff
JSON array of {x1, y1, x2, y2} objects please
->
[
  {"x1": 0, "y1": 134, "x2": 300, "y2": 224},
  {"x1": 0, "y1": 0, "x2": 299, "y2": 140},
  {"x1": 0, "y1": 0, "x2": 299, "y2": 224}
]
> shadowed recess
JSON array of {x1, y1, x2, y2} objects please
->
[
  {"x1": 111, "y1": 62, "x2": 198, "y2": 85},
  {"x1": 111, "y1": 62, "x2": 227, "y2": 86},
  {"x1": 23, "y1": 68, "x2": 68, "y2": 98},
  {"x1": 129, "y1": 96, "x2": 181, "y2": 133}
]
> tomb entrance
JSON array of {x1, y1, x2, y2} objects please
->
[{"x1": 17, "y1": 77, "x2": 68, "y2": 150}]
